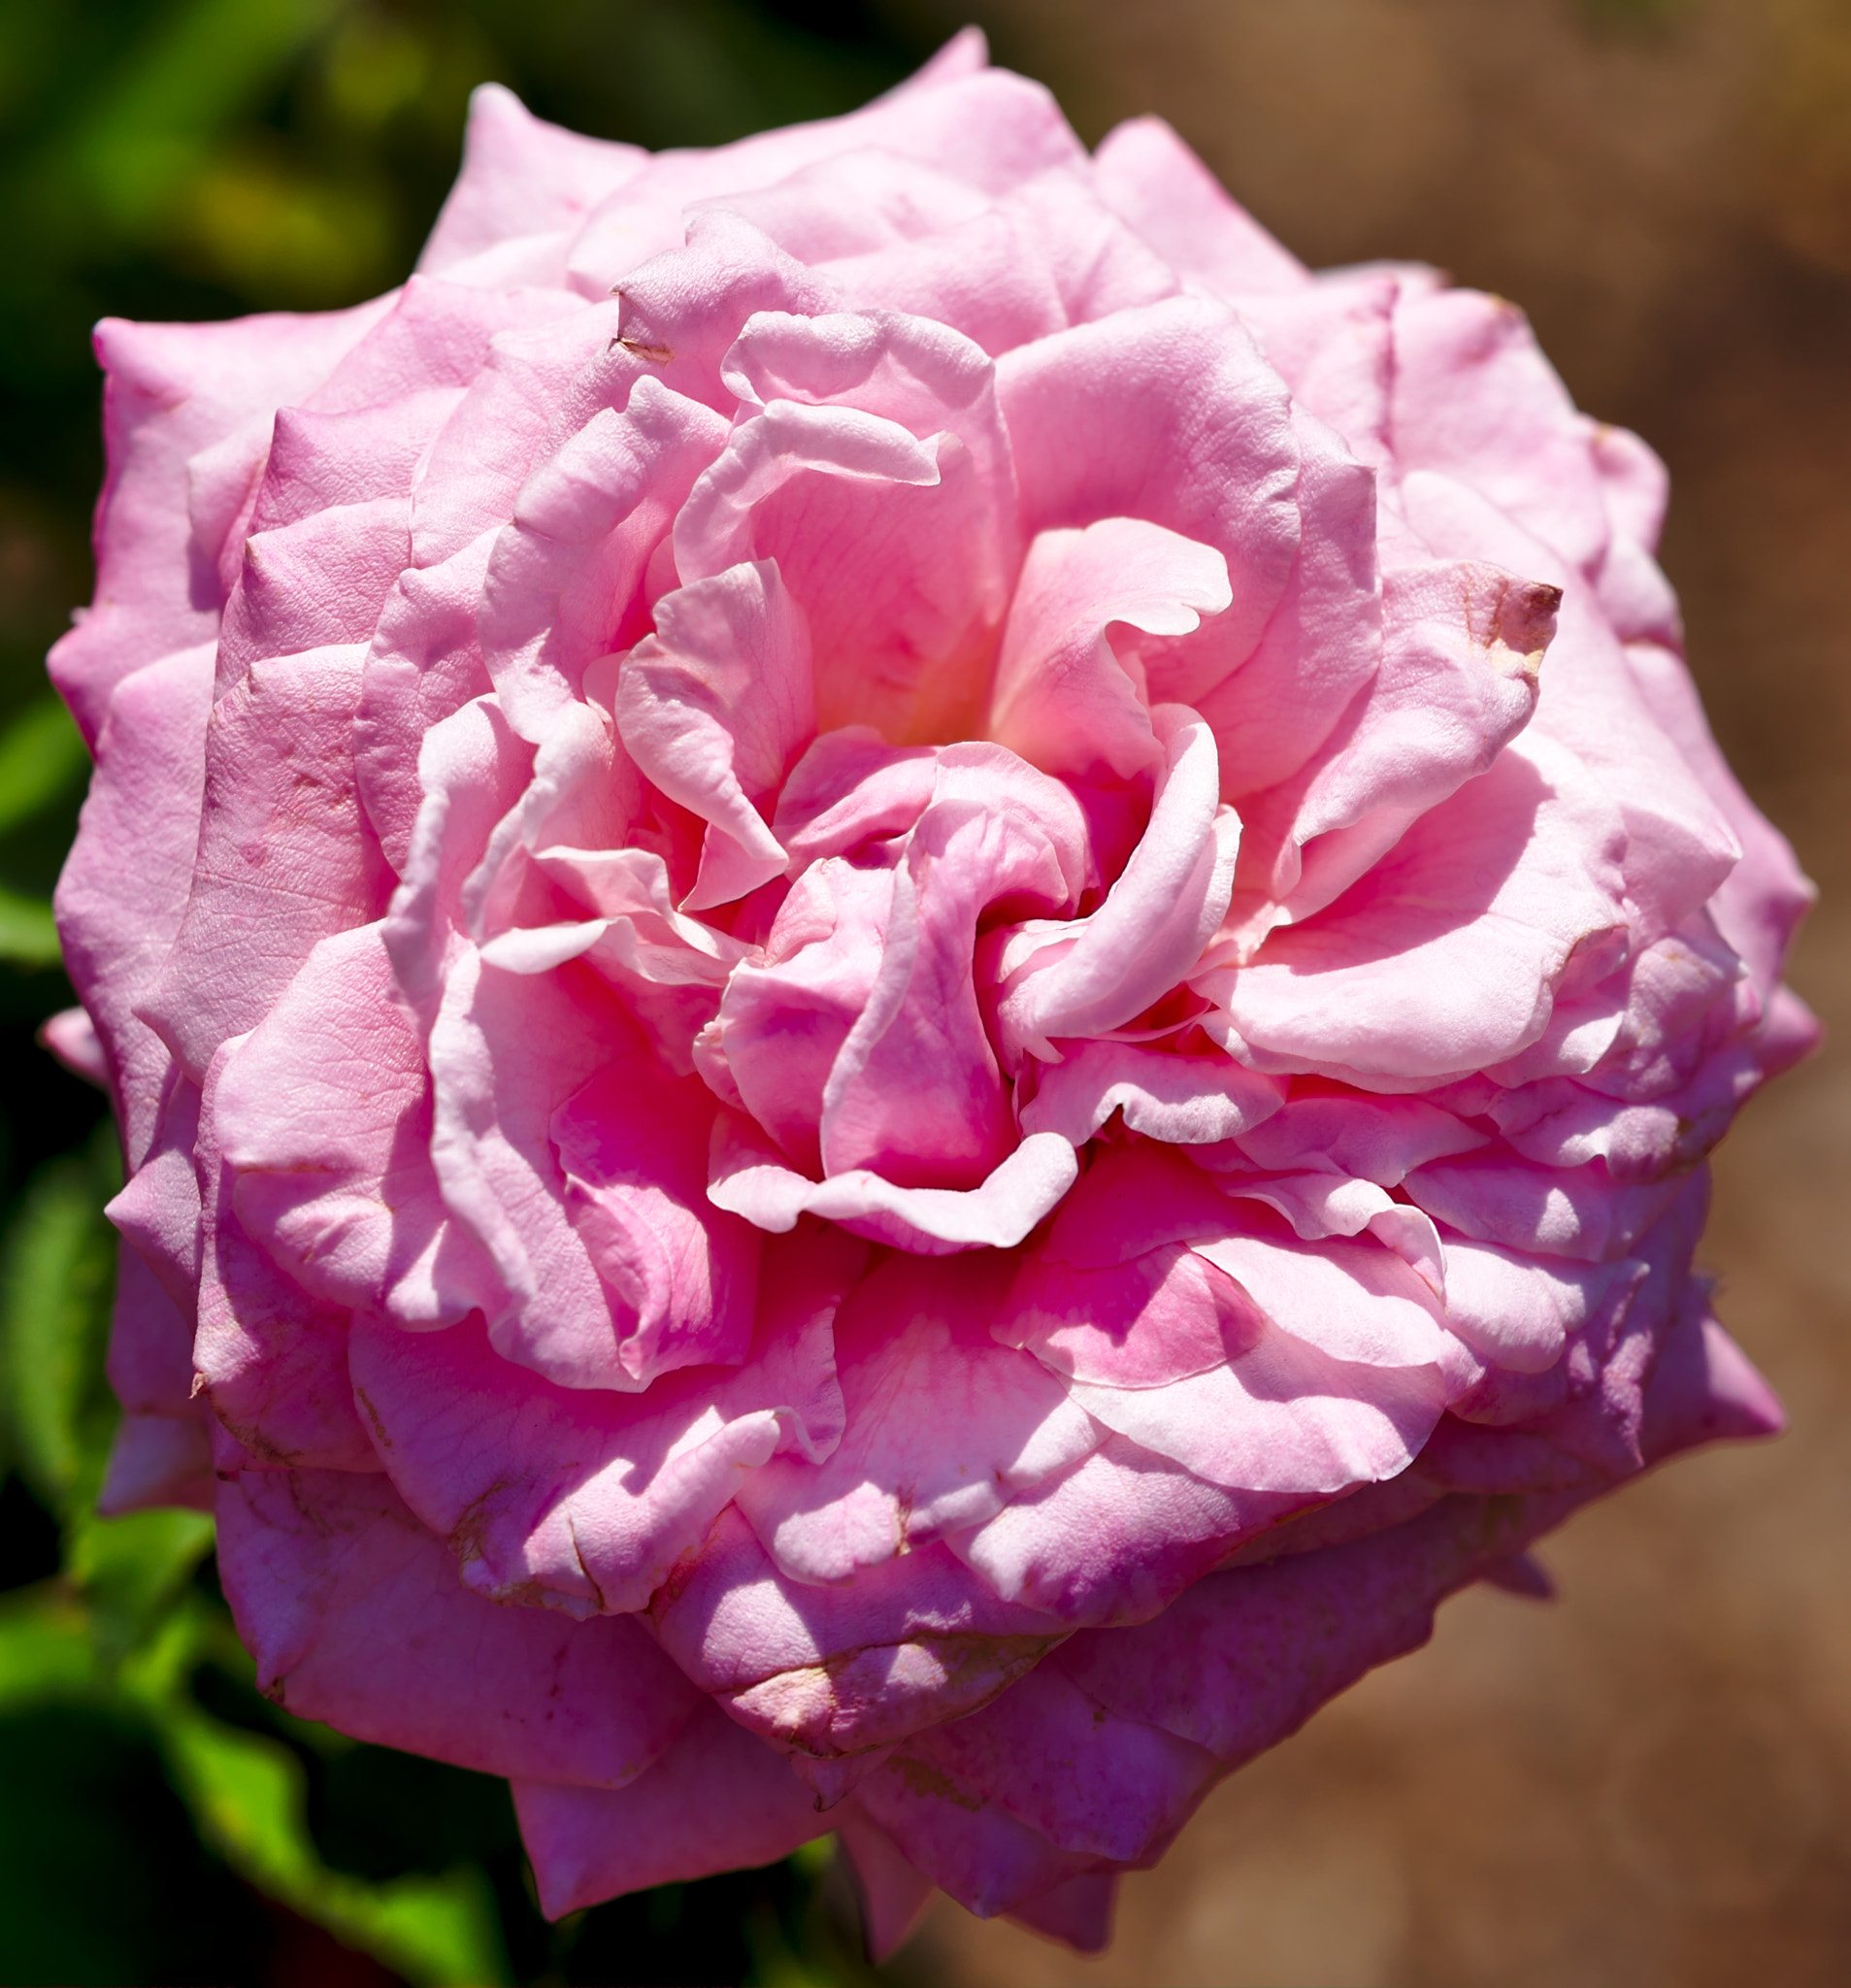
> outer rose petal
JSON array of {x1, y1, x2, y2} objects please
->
[
  {"x1": 217, "y1": 1468, "x2": 701, "y2": 1787},
  {"x1": 650, "y1": 1508, "x2": 1066, "y2": 1759},
  {"x1": 1091, "y1": 116, "x2": 1309, "y2": 298},
  {"x1": 418, "y1": 83, "x2": 646, "y2": 281},
  {"x1": 50, "y1": 299, "x2": 392, "y2": 744},
  {"x1": 513, "y1": 1705, "x2": 820, "y2": 1919},
  {"x1": 213, "y1": 923, "x2": 500, "y2": 1331},
  {"x1": 54, "y1": 643, "x2": 215, "y2": 1164},
  {"x1": 346, "y1": 1227, "x2": 845, "y2": 1617}
]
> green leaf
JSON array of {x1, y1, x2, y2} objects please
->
[
  {"x1": 0, "y1": 696, "x2": 87, "y2": 841},
  {"x1": 45, "y1": 0, "x2": 354, "y2": 239},
  {"x1": 155, "y1": 1705, "x2": 512, "y2": 1988},
  {"x1": 0, "y1": 884, "x2": 61, "y2": 965},
  {"x1": 0, "y1": 1132, "x2": 120, "y2": 1513},
  {"x1": 69, "y1": 1506, "x2": 216, "y2": 1658},
  {"x1": 0, "y1": 1585, "x2": 104, "y2": 1711}
]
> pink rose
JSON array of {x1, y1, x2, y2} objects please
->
[{"x1": 51, "y1": 28, "x2": 1815, "y2": 1956}]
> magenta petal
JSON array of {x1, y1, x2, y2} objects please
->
[
  {"x1": 1007, "y1": 1872, "x2": 1119, "y2": 1953},
  {"x1": 847, "y1": 1764, "x2": 1096, "y2": 1920},
  {"x1": 218, "y1": 1468, "x2": 701, "y2": 1785},
  {"x1": 1051, "y1": 1490, "x2": 1576, "y2": 1766},
  {"x1": 512, "y1": 1705, "x2": 819, "y2": 1917},
  {"x1": 835, "y1": 1808, "x2": 937, "y2": 1962},
  {"x1": 907, "y1": 1659, "x2": 1216, "y2": 1861}
]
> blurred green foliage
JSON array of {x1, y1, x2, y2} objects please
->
[{"x1": 0, "y1": 2, "x2": 934, "y2": 1981}]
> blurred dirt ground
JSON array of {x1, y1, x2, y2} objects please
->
[{"x1": 875, "y1": 3, "x2": 1851, "y2": 1982}]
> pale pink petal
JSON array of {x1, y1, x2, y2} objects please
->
[
  {"x1": 1190, "y1": 405, "x2": 1381, "y2": 797},
  {"x1": 1001, "y1": 1241, "x2": 1263, "y2": 1391},
  {"x1": 38, "y1": 1007, "x2": 107, "y2": 1087},
  {"x1": 1064, "y1": 1328, "x2": 1443, "y2": 1494},
  {"x1": 479, "y1": 375, "x2": 730, "y2": 736},
  {"x1": 1191, "y1": 1215, "x2": 1449, "y2": 1368},
  {"x1": 53, "y1": 643, "x2": 215, "y2": 1163},
  {"x1": 615, "y1": 559, "x2": 813, "y2": 909},
  {"x1": 425, "y1": 947, "x2": 688, "y2": 1388},
  {"x1": 734, "y1": 1251, "x2": 1102, "y2": 1584},
  {"x1": 994, "y1": 712, "x2": 1237, "y2": 1062},
  {"x1": 999, "y1": 296, "x2": 1299, "y2": 686},
  {"x1": 213, "y1": 923, "x2": 500, "y2": 1329},
  {"x1": 104, "y1": 1075, "x2": 202, "y2": 1312},
  {"x1": 1391, "y1": 286, "x2": 1609, "y2": 575},
  {"x1": 1623, "y1": 637, "x2": 1816, "y2": 999},
  {"x1": 708, "y1": 1110, "x2": 1079, "y2": 1256},
  {"x1": 141, "y1": 645, "x2": 395, "y2": 1082},
  {"x1": 50, "y1": 299, "x2": 392, "y2": 743},
  {"x1": 195, "y1": 1041, "x2": 380, "y2": 1474},
  {"x1": 1235, "y1": 274, "x2": 1398, "y2": 467},
  {"x1": 1231, "y1": 555, "x2": 1556, "y2": 935},
  {"x1": 1091, "y1": 116, "x2": 1308, "y2": 296},
  {"x1": 354, "y1": 533, "x2": 498, "y2": 875},
  {"x1": 347, "y1": 1226, "x2": 849, "y2": 1615},
  {"x1": 1207, "y1": 736, "x2": 1631, "y2": 1085},
  {"x1": 691, "y1": 149, "x2": 992, "y2": 263},
  {"x1": 988, "y1": 517, "x2": 1229, "y2": 781},
  {"x1": 1405, "y1": 1149, "x2": 1684, "y2": 1265},
  {"x1": 945, "y1": 1432, "x2": 1305, "y2": 1628},
  {"x1": 411, "y1": 303, "x2": 628, "y2": 566},
  {"x1": 418, "y1": 83, "x2": 645, "y2": 277},
  {"x1": 651, "y1": 1508, "x2": 1064, "y2": 1757},
  {"x1": 1226, "y1": 1086, "x2": 1486, "y2": 1183},
  {"x1": 1018, "y1": 1041, "x2": 1286, "y2": 1147}
]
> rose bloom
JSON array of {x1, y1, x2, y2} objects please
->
[{"x1": 48, "y1": 29, "x2": 1815, "y2": 1956}]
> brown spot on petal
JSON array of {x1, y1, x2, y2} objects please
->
[{"x1": 1469, "y1": 572, "x2": 1563, "y2": 676}]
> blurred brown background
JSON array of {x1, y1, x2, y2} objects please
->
[{"x1": 874, "y1": 2, "x2": 1851, "y2": 1983}]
